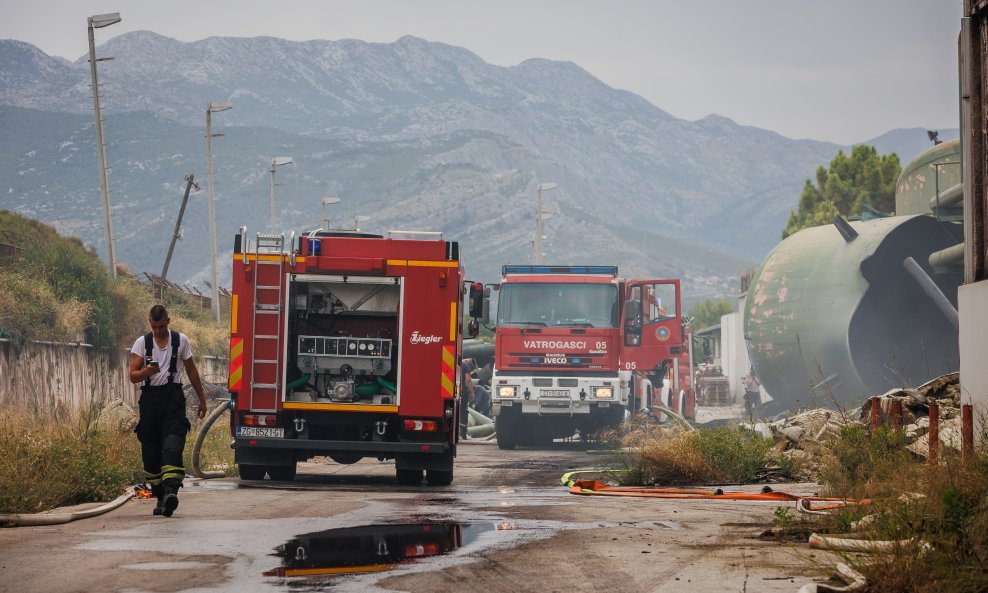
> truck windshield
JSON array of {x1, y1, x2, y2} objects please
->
[{"x1": 497, "y1": 283, "x2": 618, "y2": 328}]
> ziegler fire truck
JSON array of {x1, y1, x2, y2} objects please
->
[
  {"x1": 228, "y1": 228, "x2": 481, "y2": 485},
  {"x1": 486, "y1": 265, "x2": 693, "y2": 449}
]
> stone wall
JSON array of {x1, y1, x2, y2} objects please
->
[{"x1": 0, "y1": 339, "x2": 228, "y2": 413}]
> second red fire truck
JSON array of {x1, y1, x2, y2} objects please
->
[{"x1": 484, "y1": 265, "x2": 693, "y2": 449}]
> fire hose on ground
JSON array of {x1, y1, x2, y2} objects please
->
[
  {"x1": 191, "y1": 399, "x2": 234, "y2": 479},
  {"x1": 0, "y1": 491, "x2": 134, "y2": 527}
]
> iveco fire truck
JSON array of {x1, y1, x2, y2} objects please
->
[
  {"x1": 486, "y1": 265, "x2": 692, "y2": 449},
  {"x1": 228, "y1": 228, "x2": 481, "y2": 485}
]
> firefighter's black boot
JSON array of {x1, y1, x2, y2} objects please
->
[
  {"x1": 161, "y1": 483, "x2": 180, "y2": 517},
  {"x1": 151, "y1": 484, "x2": 165, "y2": 516}
]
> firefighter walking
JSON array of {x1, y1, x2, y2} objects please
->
[{"x1": 128, "y1": 305, "x2": 207, "y2": 517}]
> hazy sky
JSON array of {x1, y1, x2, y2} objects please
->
[{"x1": 1, "y1": 0, "x2": 963, "y2": 144}]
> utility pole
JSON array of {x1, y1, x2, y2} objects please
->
[
  {"x1": 87, "y1": 12, "x2": 121, "y2": 277},
  {"x1": 533, "y1": 182, "x2": 557, "y2": 264},
  {"x1": 206, "y1": 102, "x2": 233, "y2": 321},
  {"x1": 161, "y1": 174, "x2": 200, "y2": 281}
]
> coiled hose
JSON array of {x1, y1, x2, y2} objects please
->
[{"x1": 191, "y1": 399, "x2": 233, "y2": 479}]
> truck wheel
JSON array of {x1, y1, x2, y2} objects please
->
[
  {"x1": 396, "y1": 468, "x2": 423, "y2": 486},
  {"x1": 238, "y1": 464, "x2": 266, "y2": 481},
  {"x1": 267, "y1": 463, "x2": 297, "y2": 481},
  {"x1": 426, "y1": 468, "x2": 454, "y2": 486},
  {"x1": 495, "y1": 414, "x2": 517, "y2": 450}
]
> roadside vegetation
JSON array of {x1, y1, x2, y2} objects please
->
[
  {"x1": 774, "y1": 425, "x2": 988, "y2": 593},
  {"x1": 0, "y1": 211, "x2": 233, "y2": 514},
  {"x1": 0, "y1": 210, "x2": 226, "y2": 355},
  {"x1": 608, "y1": 417, "x2": 794, "y2": 486},
  {"x1": 0, "y1": 402, "x2": 235, "y2": 515},
  {"x1": 612, "y1": 410, "x2": 988, "y2": 591},
  {"x1": 0, "y1": 404, "x2": 142, "y2": 515}
]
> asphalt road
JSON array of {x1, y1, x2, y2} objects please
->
[{"x1": 0, "y1": 441, "x2": 835, "y2": 593}]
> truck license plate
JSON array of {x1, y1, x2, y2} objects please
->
[
  {"x1": 236, "y1": 426, "x2": 285, "y2": 438},
  {"x1": 540, "y1": 389, "x2": 570, "y2": 398}
]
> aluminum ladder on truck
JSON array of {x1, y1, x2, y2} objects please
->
[{"x1": 250, "y1": 233, "x2": 285, "y2": 410}]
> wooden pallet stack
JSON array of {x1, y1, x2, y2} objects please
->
[{"x1": 695, "y1": 366, "x2": 734, "y2": 406}]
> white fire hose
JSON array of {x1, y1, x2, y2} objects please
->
[{"x1": 191, "y1": 399, "x2": 233, "y2": 479}]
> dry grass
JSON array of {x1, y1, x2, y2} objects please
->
[
  {"x1": 790, "y1": 425, "x2": 988, "y2": 593},
  {"x1": 0, "y1": 402, "x2": 237, "y2": 515},
  {"x1": 191, "y1": 407, "x2": 236, "y2": 476},
  {"x1": 0, "y1": 405, "x2": 142, "y2": 514},
  {"x1": 610, "y1": 416, "x2": 781, "y2": 485}
]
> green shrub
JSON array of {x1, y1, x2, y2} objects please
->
[
  {"x1": 617, "y1": 423, "x2": 779, "y2": 485},
  {"x1": 818, "y1": 425, "x2": 912, "y2": 498},
  {"x1": 694, "y1": 426, "x2": 773, "y2": 483}
]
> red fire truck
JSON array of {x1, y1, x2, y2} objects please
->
[
  {"x1": 486, "y1": 265, "x2": 693, "y2": 448},
  {"x1": 228, "y1": 228, "x2": 480, "y2": 485}
]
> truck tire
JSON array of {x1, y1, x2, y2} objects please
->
[
  {"x1": 426, "y1": 468, "x2": 454, "y2": 486},
  {"x1": 495, "y1": 414, "x2": 517, "y2": 450},
  {"x1": 396, "y1": 468, "x2": 423, "y2": 486},
  {"x1": 238, "y1": 464, "x2": 265, "y2": 481},
  {"x1": 267, "y1": 463, "x2": 297, "y2": 481}
]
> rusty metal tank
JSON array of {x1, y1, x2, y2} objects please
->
[
  {"x1": 895, "y1": 140, "x2": 962, "y2": 217},
  {"x1": 744, "y1": 214, "x2": 963, "y2": 411}
]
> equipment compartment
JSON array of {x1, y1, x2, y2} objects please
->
[{"x1": 287, "y1": 276, "x2": 401, "y2": 406}]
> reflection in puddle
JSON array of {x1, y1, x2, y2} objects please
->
[{"x1": 263, "y1": 522, "x2": 494, "y2": 580}]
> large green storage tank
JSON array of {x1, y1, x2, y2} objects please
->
[{"x1": 744, "y1": 214, "x2": 962, "y2": 411}]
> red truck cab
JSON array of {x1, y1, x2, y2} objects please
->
[{"x1": 488, "y1": 265, "x2": 688, "y2": 448}]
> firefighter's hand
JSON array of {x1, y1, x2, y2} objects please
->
[{"x1": 197, "y1": 400, "x2": 207, "y2": 419}]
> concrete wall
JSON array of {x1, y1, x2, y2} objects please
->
[
  {"x1": 720, "y1": 312, "x2": 747, "y2": 399},
  {"x1": 0, "y1": 339, "x2": 228, "y2": 413},
  {"x1": 959, "y1": 281, "x2": 988, "y2": 441}
]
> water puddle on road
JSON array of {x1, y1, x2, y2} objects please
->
[{"x1": 262, "y1": 521, "x2": 496, "y2": 585}]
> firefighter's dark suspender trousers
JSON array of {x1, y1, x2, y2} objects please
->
[{"x1": 136, "y1": 330, "x2": 191, "y2": 490}]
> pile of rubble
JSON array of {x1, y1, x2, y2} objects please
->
[{"x1": 744, "y1": 373, "x2": 962, "y2": 476}]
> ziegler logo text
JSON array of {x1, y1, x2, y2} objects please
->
[{"x1": 410, "y1": 331, "x2": 443, "y2": 344}]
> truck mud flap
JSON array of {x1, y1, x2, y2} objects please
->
[{"x1": 396, "y1": 450, "x2": 454, "y2": 472}]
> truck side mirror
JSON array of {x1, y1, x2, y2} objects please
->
[
  {"x1": 467, "y1": 319, "x2": 480, "y2": 338},
  {"x1": 467, "y1": 282, "x2": 484, "y2": 318}
]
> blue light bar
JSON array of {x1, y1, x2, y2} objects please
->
[{"x1": 502, "y1": 265, "x2": 618, "y2": 276}]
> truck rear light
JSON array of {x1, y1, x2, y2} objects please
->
[
  {"x1": 404, "y1": 419, "x2": 438, "y2": 431},
  {"x1": 497, "y1": 385, "x2": 517, "y2": 398},
  {"x1": 404, "y1": 543, "x2": 439, "y2": 558},
  {"x1": 243, "y1": 414, "x2": 278, "y2": 427}
]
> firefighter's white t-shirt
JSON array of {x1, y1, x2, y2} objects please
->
[{"x1": 130, "y1": 332, "x2": 193, "y2": 386}]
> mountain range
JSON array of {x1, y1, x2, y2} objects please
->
[{"x1": 0, "y1": 32, "x2": 958, "y2": 302}]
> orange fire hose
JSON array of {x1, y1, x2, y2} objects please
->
[{"x1": 568, "y1": 479, "x2": 865, "y2": 507}]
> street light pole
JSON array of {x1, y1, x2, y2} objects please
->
[
  {"x1": 269, "y1": 157, "x2": 293, "y2": 234},
  {"x1": 206, "y1": 102, "x2": 233, "y2": 322},
  {"x1": 321, "y1": 196, "x2": 341, "y2": 228},
  {"x1": 533, "y1": 182, "x2": 557, "y2": 264},
  {"x1": 87, "y1": 12, "x2": 121, "y2": 278}
]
